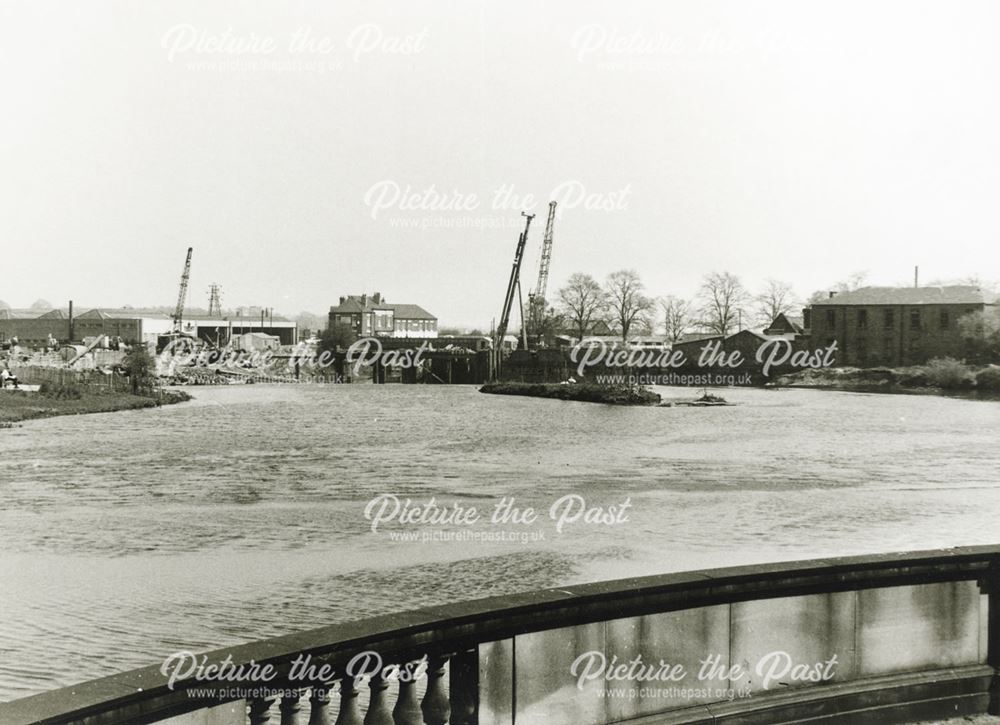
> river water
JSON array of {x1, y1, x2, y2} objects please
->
[{"x1": 1, "y1": 384, "x2": 999, "y2": 701}]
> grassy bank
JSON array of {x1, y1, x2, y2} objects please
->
[
  {"x1": 773, "y1": 359, "x2": 1000, "y2": 396},
  {"x1": 0, "y1": 385, "x2": 192, "y2": 426},
  {"x1": 480, "y1": 381, "x2": 661, "y2": 405}
]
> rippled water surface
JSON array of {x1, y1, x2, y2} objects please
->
[{"x1": 1, "y1": 384, "x2": 999, "y2": 701}]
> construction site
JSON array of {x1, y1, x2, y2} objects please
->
[{"x1": 0, "y1": 200, "x2": 567, "y2": 388}]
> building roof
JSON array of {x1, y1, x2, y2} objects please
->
[
  {"x1": 182, "y1": 313, "x2": 293, "y2": 323},
  {"x1": 0, "y1": 308, "x2": 65, "y2": 320},
  {"x1": 763, "y1": 312, "x2": 805, "y2": 334},
  {"x1": 384, "y1": 303, "x2": 436, "y2": 320},
  {"x1": 810, "y1": 285, "x2": 997, "y2": 306},
  {"x1": 329, "y1": 298, "x2": 368, "y2": 314},
  {"x1": 676, "y1": 332, "x2": 722, "y2": 343},
  {"x1": 76, "y1": 308, "x2": 172, "y2": 320},
  {"x1": 329, "y1": 296, "x2": 436, "y2": 320}
]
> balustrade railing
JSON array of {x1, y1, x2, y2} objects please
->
[{"x1": 1, "y1": 545, "x2": 998, "y2": 725}]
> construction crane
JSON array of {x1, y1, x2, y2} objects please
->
[
  {"x1": 492, "y1": 212, "x2": 534, "y2": 377},
  {"x1": 172, "y1": 247, "x2": 193, "y2": 333},
  {"x1": 528, "y1": 200, "x2": 557, "y2": 342}
]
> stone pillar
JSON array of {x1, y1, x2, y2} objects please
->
[
  {"x1": 985, "y1": 559, "x2": 1000, "y2": 715},
  {"x1": 450, "y1": 648, "x2": 479, "y2": 725}
]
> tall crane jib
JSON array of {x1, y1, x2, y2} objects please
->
[
  {"x1": 529, "y1": 200, "x2": 557, "y2": 342},
  {"x1": 173, "y1": 247, "x2": 193, "y2": 333},
  {"x1": 493, "y1": 212, "x2": 535, "y2": 376}
]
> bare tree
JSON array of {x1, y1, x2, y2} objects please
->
[
  {"x1": 928, "y1": 275, "x2": 1000, "y2": 293},
  {"x1": 659, "y1": 295, "x2": 691, "y2": 344},
  {"x1": 754, "y1": 279, "x2": 799, "y2": 328},
  {"x1": 697, "y1": 271, "x2": 749, "y2": 336},
  {"x1": 558, "y1": 273, "x2": 607, "y2": 341},
  {"x1": 808, "y1": 271, "x2": 868, "y2": 304},
  {"x1": 605, "y1": 270, "x2": 655, "y2": 342}
]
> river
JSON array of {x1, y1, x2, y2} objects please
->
[{"x1": 1, "y1": 384, "x2": 998, "y2": 701}]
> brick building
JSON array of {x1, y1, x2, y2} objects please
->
[
  {"x1": 329, "y1": 293, "x2": 438, "y2": 338},
  {"x1": 804, "y1": 285, "x2": 997, "y2": 367},
  {"x1": 0, "y1": 309, "x2": 68, "y2": 345}
]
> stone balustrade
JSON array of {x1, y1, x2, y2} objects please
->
[{"x1": 1, "y1": 545, "x2": 998, "y2": 725}]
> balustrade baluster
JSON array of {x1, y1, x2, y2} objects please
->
[
  {"x1": 364, "y1": 672, "x2": 394, "y2": 725},
  {"x1": 308, "y1": 685, "x2": 335, "y2": 725},
  {"x1": 335, "y1": 675, "x2": 364, "y2": 725},
  {"x1": 392, "y1": 665, "x2": 423, "y2": 725},
  {"x1": 449, "y1": 648, "x2": 479, "y2": 725},
  {"x1": 280, "y1": 691, "x2": 302, "y2": 725},
  {"x1": 420, "y1": 655, "x2": 451, "y2": 725},
  {"x1": 249, "y1": 698, "x2": 273, "y2": 725}
]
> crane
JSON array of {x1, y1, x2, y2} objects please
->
[
  {"x1": 528, "y1": 201, "x2": 557, "y2": 341},
  {"x1": 492, "y1": 212, "x2": 534, "y2": 377},
  {"x1": 172, "y1": 247, "x2": 193, "y2": 333}
]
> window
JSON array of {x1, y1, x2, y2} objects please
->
[
  {"x1": 909, "y1": 310, "x2": 921, "y2": 330},
  {"x1": 826, "y1": 309, "x2": 836, "y2": 326},
  {"x1": 374, "y1": 309, "x2": 394, "y2": 333},
  {"x1": 857, "y1": 309, "x2": 868, "y2": 329},
  {"x1": 940, "y1": 311, "x2": 950, "y2": 328},
  {"x1": 884, "y1": 309, "x2": 894, "y2": 329}
]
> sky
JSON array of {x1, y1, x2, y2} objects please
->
[{"x1": 2, "y1": 0, "x2": 999, "y2": 327}]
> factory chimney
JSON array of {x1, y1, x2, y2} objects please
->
[
  {"x1": 914, "y1": 266, "x2": 919, "y2": 288},
  {"x1": 68, "y1": 300, "x2": 74, "y2": 342}
]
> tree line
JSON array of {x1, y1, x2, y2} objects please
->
[{"x1": 551, "y1": 270, "x2": 802, "y2": 343}]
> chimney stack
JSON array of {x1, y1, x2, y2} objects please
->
[
  {"x1": 68, "y1": 300, "x2": 74, "y2": 341},
  {"x1": 828, "y1": 291, "x2": 837, "y2": 299},
  {"x1": 914, "y1": 266, "x2": 919, "y2": 288},
  {"x1": 373, "y1": 292, "x2": 382, "y2": 304}
]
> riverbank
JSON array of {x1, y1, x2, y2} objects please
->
[
  {"x1": 0, "y1": 387, "x2": 192, "y2": 426},
  {"x1": 480, "y1": 381, "x2": 661, "y2": 405},
  {"x1": 773, "y1": 361, "x2": 1000, "y2": 397}
]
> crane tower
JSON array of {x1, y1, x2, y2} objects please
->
[
  {"x1": 172, "y1": 247, "x2": 193, "y2": 333},
  {"x1": 528, "y1": 201, "x2": 557, "y2": 339}
]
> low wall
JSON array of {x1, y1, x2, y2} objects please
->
[{"x1": 1, "y1": 546, "x2": 996, "y2": 725}]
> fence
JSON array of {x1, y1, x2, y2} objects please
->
[{"x1": 10, "y1": 365, "x2": 130, "y2": 392}]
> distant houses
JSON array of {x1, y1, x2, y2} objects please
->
[{"x1": 328, "y1": 293, "x2": 438, "y2": 339}]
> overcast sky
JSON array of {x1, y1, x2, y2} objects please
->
[{"x1": 2, "y1": 0, "x2": 998, "y2": 327}]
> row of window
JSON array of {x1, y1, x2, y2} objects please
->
[
  {"x1": 332, "y1": 314, "x2": 437, "y2": 333},
  {"x1": 824, "y1": 309, "x2": 951, "y2": 331}
]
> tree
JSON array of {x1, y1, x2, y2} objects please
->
[
  {"x1": 659, "y1": 296, "x2": 691, "y2": 344},
  {"x1": 558, "y1": 273, "x2": 607, "y2": 341},
  {"x1": 318, "y1": 322, "x2": 358, "y2": 355},
  {"x1": 928, "y1": 275, "x2": 999, "y2": 292},
  {"x1": 958, "y1": 307, "x2": 1000, "y2": 363},
  {"x1": 295, "y1": 311, "x2": 325, "y2": 338},
  {"x1": 605, "y1": 270, "x2": 655, "y2": 342},
  {"x1": 754, "y1": 279, "x2": 799, "y2": 328},
  {"x1": 123, "y1": 345, "x2": 156, "y2": 395},
  {"x1": 698, "y1": 271, "x2": 749, "y2": 336},
  {"x1": 531, "y1": 305, "x2": 565, "y2": 347},
  {"x1": 808, "y1": 271, "x2": 868, "y2": 304}
]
